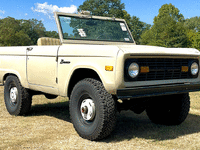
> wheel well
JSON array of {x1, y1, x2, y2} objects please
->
[
  {"x1": 3, "y1": 73, "x2": 18, "y2": 83},
  {"x1": 68, "y1": 68, "x2": 101, "y2": 98}
]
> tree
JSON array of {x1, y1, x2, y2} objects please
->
[
  {"x1": 187, "y1": 30, "x2": 200, "y2": 50},
  {"x1": 45, "y1": 31, "x2": 59, "y2": 38},
  {"x1": 193, "y1": 32, "x2": 200, "y2": 50},
  {"x1": 140, "y1": 4, "x2": 188, "y2": 48},
  {"x1": 20, "y1": 19, "x2": 46, "y2": 45},
  {"x1": 0, "y1": 17, "x2": 31, "y2": 46},
  {"x1": 129, "y1": 16, "x2": 151, "y2": 44},
  {"x1": 0, "y1": 17, "x2": 59, "y2": 46},
  {"x1": 121, "y1": 10, "x2": 151, "y2": 44},
  {"x1": 185, "y1": 17, "x2": 200, "y2": 32},
  {"x1": 185, "y1": 17, "x2": 200, "y2": 50},
  {"x1": 78, "y1": 0, "x2": 125, "y2": 18},
  {"x1": 78, "y1": 0, "x2": 150, "y2": 44}
]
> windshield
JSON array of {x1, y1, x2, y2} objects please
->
[{"x1": 58, "y1": 15, "x2": 134, "y2": 43}]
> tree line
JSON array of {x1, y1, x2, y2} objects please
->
[
  {"x1": 140, "y1": 4, "x2": 200, "y2": 50},
  {"x1": 0, "y1": 17, "x2": 59, "y2": 46},
  {"x1": 79, "y1": 1, "x2": 200, "y2": 50},
  {"x1": 0, "y1": 0, "x2": 199, "y2": 50}
]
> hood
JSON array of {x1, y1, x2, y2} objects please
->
[{"x1": 117, "y1": 45, "x2": 200, "y2": 56}]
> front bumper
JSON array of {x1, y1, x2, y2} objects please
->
[{"x1": 117, "y1": 82, "x2": 200, "y2": 99}]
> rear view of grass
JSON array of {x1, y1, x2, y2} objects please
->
[{"x1": 1, "y1": 86, "x2": 200, "y2": 150}]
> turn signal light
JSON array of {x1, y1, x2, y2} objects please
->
[
  {"x1": 140, "y1": 66, "x2": 149, "y2": 73},
  {"x1": 105, "y1": 66, "x2": 113, "y2": 71},
  {"x1": 181, "y1": 66, "x2": 189, "y2": 72}
]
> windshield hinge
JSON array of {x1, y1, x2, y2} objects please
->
[
  {"x1": 112, "y1": 16, "x2": 116, "y2": 21},
  {"x1": 79, "y1": 10, "x2": 91, "y2": 15}
]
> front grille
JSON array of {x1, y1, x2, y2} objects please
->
[{"x1": 125, "y1": 58, "x2": 199, "y2": 81}]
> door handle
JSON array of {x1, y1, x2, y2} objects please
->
[
  {"x1": 27, "y1": 47, "x2": 33, "y2": 51},
  {"x1": 60, "y1": 59, "x2": 70, "y2": 64}
]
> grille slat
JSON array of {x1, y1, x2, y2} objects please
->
[{"x1": 125, "y1": 58, "x2": 198, "y2": 81}]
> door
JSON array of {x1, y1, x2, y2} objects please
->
[{"x1": 26, "y1": 46, "x2": 59, "y2": 88}]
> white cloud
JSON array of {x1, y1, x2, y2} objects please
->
[
  {"x1": 0, "y1": 10, "x2": 5, "y2": 19},
  {"x1": 25, "y1": 13, "x2": 28, "y2": 16},
  {"x1": 0, "y1": 10, "x2": 5, "y2": 14},
  {"x1": 31, "y1": 2, "x2": 77, "y2": 19}
]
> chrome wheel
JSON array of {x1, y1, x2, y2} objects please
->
[
  {"x1": 10, "y1": 87, "x2": 18, "y2": 104},
  {"x1": 80, "y1": 99, "x2": 95, "y2": 121}
]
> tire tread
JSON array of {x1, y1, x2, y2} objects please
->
[
  {"x1": 69, "y1": 78, "x2": 116, "y2": 140},
  {"x1": 4, "y1": 76, "x2": 32, "y2": 116}
]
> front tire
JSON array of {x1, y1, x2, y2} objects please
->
[
  {"x1": 146, "y1": 93, "x2": 190, "y2": 125},
  {"x1": 4, "y1": 76, "x2": 32, "y2": 115},
  {"x1": 69, "y1": 78, "x2": 117, "y2": 140}
]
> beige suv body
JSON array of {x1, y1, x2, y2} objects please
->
[{"x1": 1, "y1": 12, "x2": 200, "y2": 140}]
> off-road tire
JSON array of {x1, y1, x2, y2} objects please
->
[
  {"x1": 69, "y1": 78, "x2": 117, "y2": 140},
  {"x1": 4, "y1": 76, "x2": 32, "y2": 115},
  {"x1": 146, "y1": 93, "x2": 190, "y2": 125}
]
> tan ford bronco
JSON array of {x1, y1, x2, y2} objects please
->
[{"x1": 1, "y1": 11, "x2": 200, "y2": 140}]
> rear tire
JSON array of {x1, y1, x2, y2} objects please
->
[
  {"x1": 4, "y1": 76, "x2": 32, "y2": 115},
  {"x1": 146, "y1": 93, "x2": 190, "y2": 125},
  {"x1": 69, "y1": 78, "x2": 117, "y2": 140}
]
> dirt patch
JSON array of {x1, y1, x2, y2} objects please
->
[{"x1": 1, "y1": 86, "x2": 200, "y2": 150}]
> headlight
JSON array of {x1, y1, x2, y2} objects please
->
[
  {"x1": 128, "y1": 63, "x2": 139, "y2": 78},
  {"x1": 191, "y1": 62, "x2": 199, "y2": 76}
]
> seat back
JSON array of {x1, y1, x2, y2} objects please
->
[{"x1": 37, "y1": 37, "x2": 61, "y2": 46}]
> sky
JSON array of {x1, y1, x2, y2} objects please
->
[{"x1": 0, "y1": 0, "x2": 199, "y2": 31}]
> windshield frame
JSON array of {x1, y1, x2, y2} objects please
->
[{"x1": 54, "y1": 12, "x2": 135, "y2": 45}]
